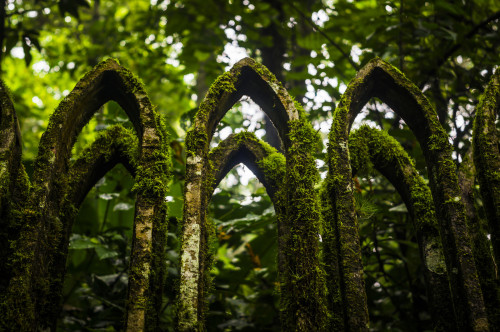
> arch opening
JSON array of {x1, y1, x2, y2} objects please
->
[
  {"x1": 355, "y1": 182, "x2": 430, "y2": 331},
  {"x1": 210, "y1": 97, "x2": 277, "y2": 151},
  {"x1": 71, "y1": 100, "x2": 137, "y2": 159},
  {"x1": 206, "y1": 167, "x2": 280, "y2": 331},
  {"x1": 350, "y1": 97, "x2": 428, "y2": 172},
  {"x1": 59, "y1": 163, "x2": 135, "y2": 331}
]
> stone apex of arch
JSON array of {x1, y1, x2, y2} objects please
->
[
  {"x1": 348, "y1": 125, "x2": 437, "y2": 231},
  {"x1": 190, "y1": 57, "x2": 299, "y2": 150},
  {"x1": 208, "y1": 131, "x2": 285, "y2": 201},
  {"x1": 30, "y1": 57, "x2": 164, "y2": 211},
  {"x1": 332, "y1": 57, "x2": 446, "y2": 151},
  {"x1": 44, "y1": 57, "x2": 153, "y2": 143}
]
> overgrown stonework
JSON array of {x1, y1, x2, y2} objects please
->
[
  {"x1": 0, "y1": 79, "x2": 29, "y2": 297},
  {"x1": 178, "y1": 58, "x2": 327, "y2": 331},
  {"x1": 0, "y1": 56, "x2": 499, "y2": 331},
  {"x1": 327, "y1": 57, "x2": 489, "y2": 331},
  {"x1": 0, "y1": 59, "x2": 171, "y2": 331}
]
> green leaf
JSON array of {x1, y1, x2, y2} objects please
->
[
  {"x1": 95, "y1": 246, "x2": 119, "y2": 260},
  {"x1": 388, "y1": 203, "x2": 408, "y2": 213},
  {"x1": 69, "y1": 237, "x2": 101, "y2": 249}
]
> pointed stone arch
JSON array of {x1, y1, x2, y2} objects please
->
[
  {"x1": 348, "y1": 126, "x2": 455, "y2": 330},
  {"x1": 3, "y1": 59, "x2": 170, "y2": 331},
  {"x1": 327, "y1": 58, "x2": 488, "y2": 330},
  {"x1": 43, "y1": 125, "x2": 140, "y2": 331},
  {"x1": 208, "y1": 132, "x2": 288, "y2": 295},
  {"x1": 179, "y1": 58, "x2": 326, "y2": 331},
  {"x1": 473, "y1": 69, "x2": 500, "y2": 270},
  {"x1": 191, "y1": 57, "x2": 299, "y2": 147},
  {"x1": 208, "y1": 132, "x2": 284, "y2": 202}
]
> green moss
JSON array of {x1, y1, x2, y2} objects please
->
[
  {"x1": 194, "y1": 71, "x2": 237, "y2": 129},
  {"x1": 428, "y1": 132, "x2": 450, "y2": 151},
  {"x1": 326, "y1": 56, "x2": 489, "y2": 331},
  {"x1": 0, "y1": 57, "x2": 172, "y2": 331},
  {"x1": 257, "y1": 152, "x2": 286, "y2": 185},
  {"x1": 280, "y1": 116, "x2": 328, "y2": 331}
]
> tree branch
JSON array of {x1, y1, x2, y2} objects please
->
[
  {"x1": 419, "y1": 10, "x2": 500, "y2": 89},
  {"x1": 287, "y1": 2, "x2": 360, "y2": 73}
]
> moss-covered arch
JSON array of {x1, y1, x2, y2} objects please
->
[
  {"x1": 473, "y1": 68, "x2": 500, "y2": 270},
  {"x1": 347, "y1": 125, "x2": 455, "y2": 330},
  {"x1": 208, "y1": 132, "x2": 284, "y2": 202},
  {"x1": 327, "y1": 57, "x2": 487, "y2": 331},
  {"x1": 208, "y1": 132, "x2": 287, "y2": 297},
  {"x1": 3, "y1": 59, "x2": 170, "y2": 332},
  {"x1": 47, "y1": 125, "x2": 141, "y2": 331},
  {"x1": 179, "y1": 58, "x2": 326, "y2": 331}
]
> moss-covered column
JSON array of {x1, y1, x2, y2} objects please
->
[
  {"x1": 178, "y1": 126, "x2": 209, "y2": 331},
  {"x1": 178, "y1": 58, "x2": 326, "y2": 331},
  {"x1": 124, "y1": 91, "x2": 170, "y2": 332},
  {"x1": 3, "y1": 59, "x2": 170, "y2": 331},
  {"x1": 348, "y1": 126, "x2": 455, "y2": 330},
  {"x1": 319, "y1": 182, "x2": 344, "y2": 331},
  {"x1": 473, "y1": 69, "x2": 500, "y2": 270},
  {"x1": 327, "y1": 58, "x2": 488, "y2": 331},
  {"x1": 0, "y1": 80, "x2": 30, "y2": 303},
  {"x1": 458, "y1": 147, "x2": 500, "y2": 328},
  {"x1": 326, "y1": 112, "x2": 369, "y2": 330}
]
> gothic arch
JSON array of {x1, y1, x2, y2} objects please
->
[
  {"x1": 191, "y1": 57, "x2": 299, "y2": 147},
  {"x1": 3, "y1": 59, "x2": 170, "y2": 331},
  {"x1": 42, "y1": 125, "x2": 140, "y2": 331},
  {"x1": 208, "y1": 132, "x2": 288, "y2": 293},
  {"x1": 179, "y1": 58, "x2": 326, "y2": 331},
  {"x1": 327, "y1": 58, "x2": 487, "y2": 330},
  {"x1": 208, "y1": 132, "x2": 283, "y2": 201}
]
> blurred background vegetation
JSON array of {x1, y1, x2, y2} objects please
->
[{"x1": 1, "y1": 0, "x2": 499, "y2": 330}]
